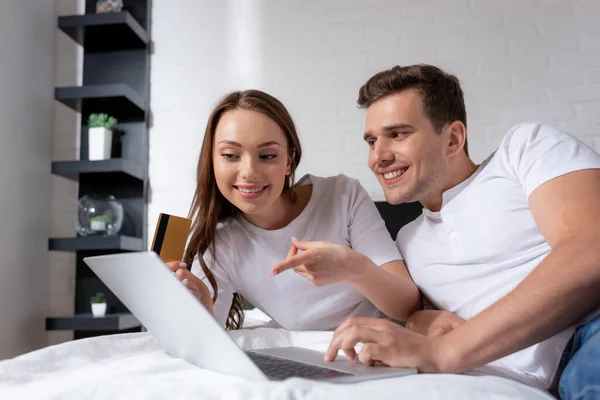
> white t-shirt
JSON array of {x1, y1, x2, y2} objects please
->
[
  {"x1": 397, "y1": 122, "x2": 600, "y2": 389},
  {"x1": 191, "y1": 174, "x2": 402, "y2": 331}
]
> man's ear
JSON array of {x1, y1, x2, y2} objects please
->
[{"x1": 446, "y1": 121, "x2": 467, "y2": 158}]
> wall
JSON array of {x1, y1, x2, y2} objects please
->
[
  {"x1": 148, "y1": 0, "x2": 600, "y2": 234},
  {"x1": 0, "y1": 0, "x2": 56, "y2": 358},
  {"x1": 48, "y1": 0, "x2": 85, "y2": 346}
]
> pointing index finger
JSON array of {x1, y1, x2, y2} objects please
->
[
  {"x1": 286, "y1": 243, "x2": 299, "y2": 260},
  {"x1": 270, "y1": 251, "x2": 314, "y2": 276}
]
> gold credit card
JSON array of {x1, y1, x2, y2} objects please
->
[{"x1": 151, "y1": 213, "x2": 192, "y2": 263}]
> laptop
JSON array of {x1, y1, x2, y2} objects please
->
[{"x1": 83, "y1": 251, "x2": 417, "y2": 382}]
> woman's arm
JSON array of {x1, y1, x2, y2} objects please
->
[
  {"x1": 168, "y1": 261, "x2": 214, "y2": 312},
  {"x1": 272, "y1": 239, "x2": 421, "y2": 321},
  {"x1": 350, "y1": 258, "x2": 422, "y2": 321},
  {"x1": 186, "y1": 252, "x2": 236, "y2": 327},
  {"x1": 343, "y1": 177, "x2": 422, "y2": 320}
]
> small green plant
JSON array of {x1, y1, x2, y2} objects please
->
[
  {"x1": 90, "y1": 292, "x2": 106, "y2": 304},
  {"x1": 91, "y1": 215, "x2": 110, "y2": 223},
  {"x1": 88, "y1": 113, "x2": 118, "y2": 130}
]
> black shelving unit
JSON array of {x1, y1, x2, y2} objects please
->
[
  {"x1": 52, "y1": 159, "x2": 145, "y2": 181},
  {"x1": 58, "y1": 12, "x2": 150, "y2": 51},
  {"x1": 47, "y1": 0, "x2": 152, "y2": 340},
  {"x1": 55, "y1": 84, "x2": 146, "y2": 122},
  {"x1": 46, "y1": 313, "x2": 141, "y2": 331},
  {"x1": 49, "y1": 236, "x2": 144, "y2": 252}
]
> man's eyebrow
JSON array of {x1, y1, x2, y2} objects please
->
[
  {"x1": 363, "y1": 123, "x2": 416, "y2": 141},
  {"x1": 382, "y1": 123, "x2": 416, "y2": 131}
]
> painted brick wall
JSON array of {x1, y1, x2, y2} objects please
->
[
  {"x1": 146, "y1": 0, "x2": 599, "y2": 241},
  {"x1": 44, "y1": 0, "x2": 600, "y2": 348}
]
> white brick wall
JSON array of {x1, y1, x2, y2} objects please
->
[{"x1": 149, "y1": 0, "x2": 600, "y2": 237}]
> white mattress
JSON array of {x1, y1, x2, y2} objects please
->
[{"x1": 0, "y1": 311, "x2": 556, "y2": 400}]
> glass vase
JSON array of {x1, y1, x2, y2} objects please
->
[{"x1": 76, "y1": 194, "x2": 124, "y2": 236}]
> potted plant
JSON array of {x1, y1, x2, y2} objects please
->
[
  {"x1": 88, "y1": 113, "x2": 118, "y2": 161},
  {"x1": 90, "y1": 214, "x2": 111, "y2": 233},
  {"x1": 90, "y1": 292, "x2": 107, "y2": 317},
  {"x1": 96, "y1": 0, "x2": 123, "y2": 13}
]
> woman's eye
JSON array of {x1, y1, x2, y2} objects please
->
[
  {"x1": 260, "y1": 154, "x2": 277, "y2": 160},
  {"x1": 222, "y1": 154, "x2": 239, "y2": 160}
]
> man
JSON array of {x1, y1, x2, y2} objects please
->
[{"x1": 271, "y1": 64, "x2": 600, "y2": 399}]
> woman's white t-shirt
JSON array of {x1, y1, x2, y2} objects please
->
[{"x1": 190, "y1": 174, "x2": 402, "y2": 331}]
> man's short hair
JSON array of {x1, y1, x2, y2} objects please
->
[{"x1": 358, "y1": 64, "x2": 469, "y2": 156}]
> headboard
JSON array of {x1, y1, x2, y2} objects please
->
[{"x1": 374, "y1": 201, "x2": 423, "y2": 240}]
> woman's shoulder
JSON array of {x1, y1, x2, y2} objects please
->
[
  {"x1": 207, "y1": 218, "x2": 240, "y2": 253},
  {"x1": 200, "y1": 218, "x2": 241, "y2": 267},
  {"x1": 297, "y1": 174, "x2": 368, "y2": 217},
  {"x1": 298, "y1": 173, "x2": 363, "y2": 193},
  {"x1": 216, "y1": 217, "x2": 235, "y2": 232}
]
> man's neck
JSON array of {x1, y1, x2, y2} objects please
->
[{"x1": 421, "y1": 156, "x2": 478, "y2": 212}]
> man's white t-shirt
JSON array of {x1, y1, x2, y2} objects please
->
[
  {"x1": 397, "y1": 123, "x2": 600, "y2": 389},
  {"x1": 191, "y1": 174, "x2": 402, "y2": 331}
]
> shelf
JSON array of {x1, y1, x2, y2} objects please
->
[
  {"x1": 55, "y1": 84, "x2": 146, "y2": 122},
  {"x1": 46, "y1": 313, "x2": 140, "y2": 331},
  {"x1": 58, "y1": 12, "x2": 149, "y2": 52},
  {"x1": 49, "y1": 235, "x2": 143, "y2": 252},
  {"x1": 52, "y1": 159, "x2": 145, "y2": 181}
]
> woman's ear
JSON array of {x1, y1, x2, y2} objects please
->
[{"x1": 446, "y1": 121, "x2": 467, "y2": 158}]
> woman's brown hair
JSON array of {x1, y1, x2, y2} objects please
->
[{"x1": 183, "y1": 90, "x2": 302, "y2": 330}]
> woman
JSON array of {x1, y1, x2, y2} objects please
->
[{"x1": 169, "y1": 89, "x2": 420, "y2": 330}]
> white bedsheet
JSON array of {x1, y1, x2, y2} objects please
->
[{"x1": 0, "y1": 318, "x2": 556, "y2": 400}]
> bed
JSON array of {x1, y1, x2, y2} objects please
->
[
  {"x1": 0, "y1": 203, "x2": 557, "y2": 399},
  {"x1": 0, "y1": 308, "x2": 556, "y2": 400}
]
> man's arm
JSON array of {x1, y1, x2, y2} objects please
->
[
  {"x1": 436, "y1": 168, "x2": 600, "y2": 372},
  {"x1": 326, "y1": 169, "x2": 600, "y2": 373}
]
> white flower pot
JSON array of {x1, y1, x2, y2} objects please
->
[
  {"x1": 91, "y1": 302, "x2": 107, "y2": 317},
  {"x1": 88, "y1": 127, "x2": 113, "y2": 160}
]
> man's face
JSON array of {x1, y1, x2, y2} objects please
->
[{"x1": 365, "y1": 90, "x2": 447, "y2": 205}]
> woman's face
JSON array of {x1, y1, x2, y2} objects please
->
[{"x1": 213, "y1": 109, "x2": 291, "y2": 217}]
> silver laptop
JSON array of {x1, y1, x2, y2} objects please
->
[{"x1": 83, "y1": 251, "x2": 416, "y2": 383}]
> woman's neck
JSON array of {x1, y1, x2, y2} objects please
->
[{"x1": 241, "y1": 185, "x2": 312, "y2": 230}]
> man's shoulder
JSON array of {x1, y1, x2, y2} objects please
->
[
  {"x1": 498, "y1": 122, "x2": 581, "y2": 156},
  {"x1": 491, "y1": 122, "x2": 600, "y2": 197}
]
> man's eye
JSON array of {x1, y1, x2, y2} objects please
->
[{"x1": 391, "y1": 131, "x2": 405, "y2": 138}]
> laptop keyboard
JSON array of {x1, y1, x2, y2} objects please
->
[{"x1": 246, "y1": 351, "x2": 352, "y2": 380}]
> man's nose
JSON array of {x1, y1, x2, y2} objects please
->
[{"x1": 373, "y1": 140, "x2": 394, "y2": 166}]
